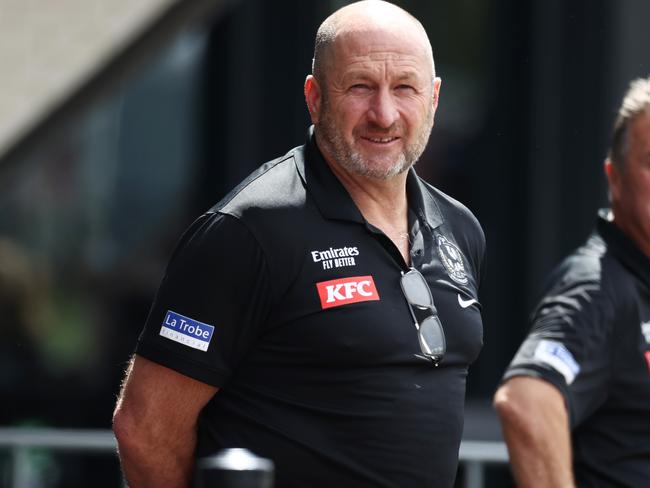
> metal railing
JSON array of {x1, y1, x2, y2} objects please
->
[
  {"x1": 459, "y1": 440, "x2": 509, "y2": 487},
  {"x1": 0, "y1": 428, "x2": 508, "y2": 488},
  {"x1": 0, "y1": 428, "x2": 118, "y2": 488}
]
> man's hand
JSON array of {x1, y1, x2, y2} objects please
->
[
  {"x1": 113, "y1": 355, "x2": 218, "y2": 488},
  {"x1": 493, "y1": 376, "x2": 575, "y2": 488}
]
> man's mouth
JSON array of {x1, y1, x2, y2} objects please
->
[{"x1": 363, "y1": 136, "x2": 399, "y2": 143}]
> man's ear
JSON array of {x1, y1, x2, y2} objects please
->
[
  {"x1": 432, "y1": 77, "x2": 442, "y2": 111},
  {"x1": 304, "y1": 75, "x2": 322, "y2": 124},
  {"x1": 604, "y1": 158, "x2": 621, "y2": 202},
  {"x1": 430, "y1": 77, "x2": 442, "y2": 125}
]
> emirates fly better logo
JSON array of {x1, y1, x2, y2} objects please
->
[{"x1": 316, "y1": 276, "x2": 380, "y2": 309}]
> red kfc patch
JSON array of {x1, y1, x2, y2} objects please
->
[{"x1": 316, "y1": 276, "x2": 380, "y2": 309}]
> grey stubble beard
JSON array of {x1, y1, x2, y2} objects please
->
[{"x1": 316, "y1": 97, "x2": 434, "y2": 180}]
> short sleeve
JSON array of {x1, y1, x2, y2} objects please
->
[
  {"x1": 502, "y1": 265, "x2": 616, "y2": 427},
  {"x1": 136, "y1": 212, "x2": 272, "y2": 387}
]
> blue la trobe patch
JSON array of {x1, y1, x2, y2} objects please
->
[{"x1": 159, "y1": 310, "x2": 214, "y2": 351}]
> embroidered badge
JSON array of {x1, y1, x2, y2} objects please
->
[
  {"x1": 159, "y1": 310, "x2": 214, "y2": 351},
  {"x1": 436, "y1": 235, "x2": 468, "y2": 284},
  {"x1": 534, "y1": 340, "x2": 581, "y2": 385}
]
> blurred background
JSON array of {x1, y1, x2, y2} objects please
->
[{"x1": 0, "y1": 0, "x2": 648, "y2": 486}]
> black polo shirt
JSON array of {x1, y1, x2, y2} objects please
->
[
  {"x1": 503, "y1": 211, "x2": 650, "y2": 487},
  {"x1": 137, "y1": 129, "x2": 486, "y2": 487}
]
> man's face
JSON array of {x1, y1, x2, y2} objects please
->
[
  {"x1": 608, "y1": 109, "x2": 650, "y2": 256},
  {"x1": 308, "y1": 29, "x2": 440, "y2": 180}
]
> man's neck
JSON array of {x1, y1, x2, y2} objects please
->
[
  {"x1": 325, "y1": 154, "x2": 411, "y2": 263},
  {"x1": 611, "y1": 206, "x2": 650, "y2": 259}
]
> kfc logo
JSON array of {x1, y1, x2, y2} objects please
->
[{"x1": 316, "y1": 276, "x2": 380, "y2": 309}]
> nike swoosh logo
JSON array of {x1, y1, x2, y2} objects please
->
[{"x1": 458, "y1": 294, "x2": 478, "y2": 309}]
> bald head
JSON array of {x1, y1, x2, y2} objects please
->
[{"x1": 312, "y1": 1, "x2": 435, "y2": 86}]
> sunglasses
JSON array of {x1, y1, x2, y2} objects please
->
[{"x1": 400, "y1": 268, "x2": 446, "y2": 365}]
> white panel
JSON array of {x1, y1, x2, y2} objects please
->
[{"x1": 0, "y1": 0, "x2": 177, "y2": 157}]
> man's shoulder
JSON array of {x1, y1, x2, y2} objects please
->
[
  {"x1": 211, "y1": 145, "x2": 307, "y2": 220},
  {"x1": 546, "y1": 231, "x2": 634, "y2": 302},
  {"x1": 418, "y1": 177, "x2": 484, "y2": 240},
  {"x1": 557, "y1": 233, "x2": 607, "y2": 279}
]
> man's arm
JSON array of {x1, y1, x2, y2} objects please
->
[
  {"x1": 493, "y1": 376, "x2": 574, "y2": 488},
  {"x1": 112, "y1": 355, "x2": 218, "y2": 488}
]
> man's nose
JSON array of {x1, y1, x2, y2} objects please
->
[{"x1": 367, "y1": 88, "x2": 399, "y2": 128}]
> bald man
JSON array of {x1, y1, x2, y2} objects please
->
[{"x1": 113, "y1": 2, "x2": 485, "y2": 487}]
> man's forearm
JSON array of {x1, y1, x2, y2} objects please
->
[
  {"x1": 113, "y1": 355, "x2": 219, "y2": 488},
  {"x1": 501, "y1": 419, "x2": 574, "y2": 488},
  {"x1": 117, "y1": 433, "x2": 196, "y2": 488},
  {"x1": 494, "y1": 377, "x2": 575, "y2": 488}
]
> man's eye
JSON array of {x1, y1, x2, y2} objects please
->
[
  {"x1": 350, "y1": 84, "x2": 371, "y2": 92},
  {"x1": 396, "y1": 84, "x2": 415, "y2": 92}
]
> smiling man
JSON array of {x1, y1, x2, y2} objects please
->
[{"x1": 113, "y1": 2, "x2": 485, "y2": 487}]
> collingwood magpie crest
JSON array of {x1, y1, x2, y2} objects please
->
[{"x1": 436, "y1": 234, "x2": 468, "y2": 285}]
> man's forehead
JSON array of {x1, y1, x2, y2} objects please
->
[
  {"x1": 631, "y1": 110, "x2": 650, "y2": 139},
  {"x1": 330, "y1": 28, "x2": 431, "y2": 69},
  {"x1": 629, "y1": 111, "x2": 650, "y2": 154},
  {"x1": 339, "y1": 56, "x2": 427, "y2": 84}
]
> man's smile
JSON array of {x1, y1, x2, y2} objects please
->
[{"x1": 362, "y1": 136, "x2": 400, "y2": 143}]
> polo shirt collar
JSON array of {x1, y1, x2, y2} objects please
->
[
  {"x1": 295, "y1": 126, "x2": 444, "y2": 231},
  {"x1": 406, "y1": 165, "x2": 444, "y2": 231},
  {"x1": 597, "y1": 209, "x2": 650, "y2": 288},
  {"x1": 297, "y1": 127, "x2": 365, "y2": 223}
]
